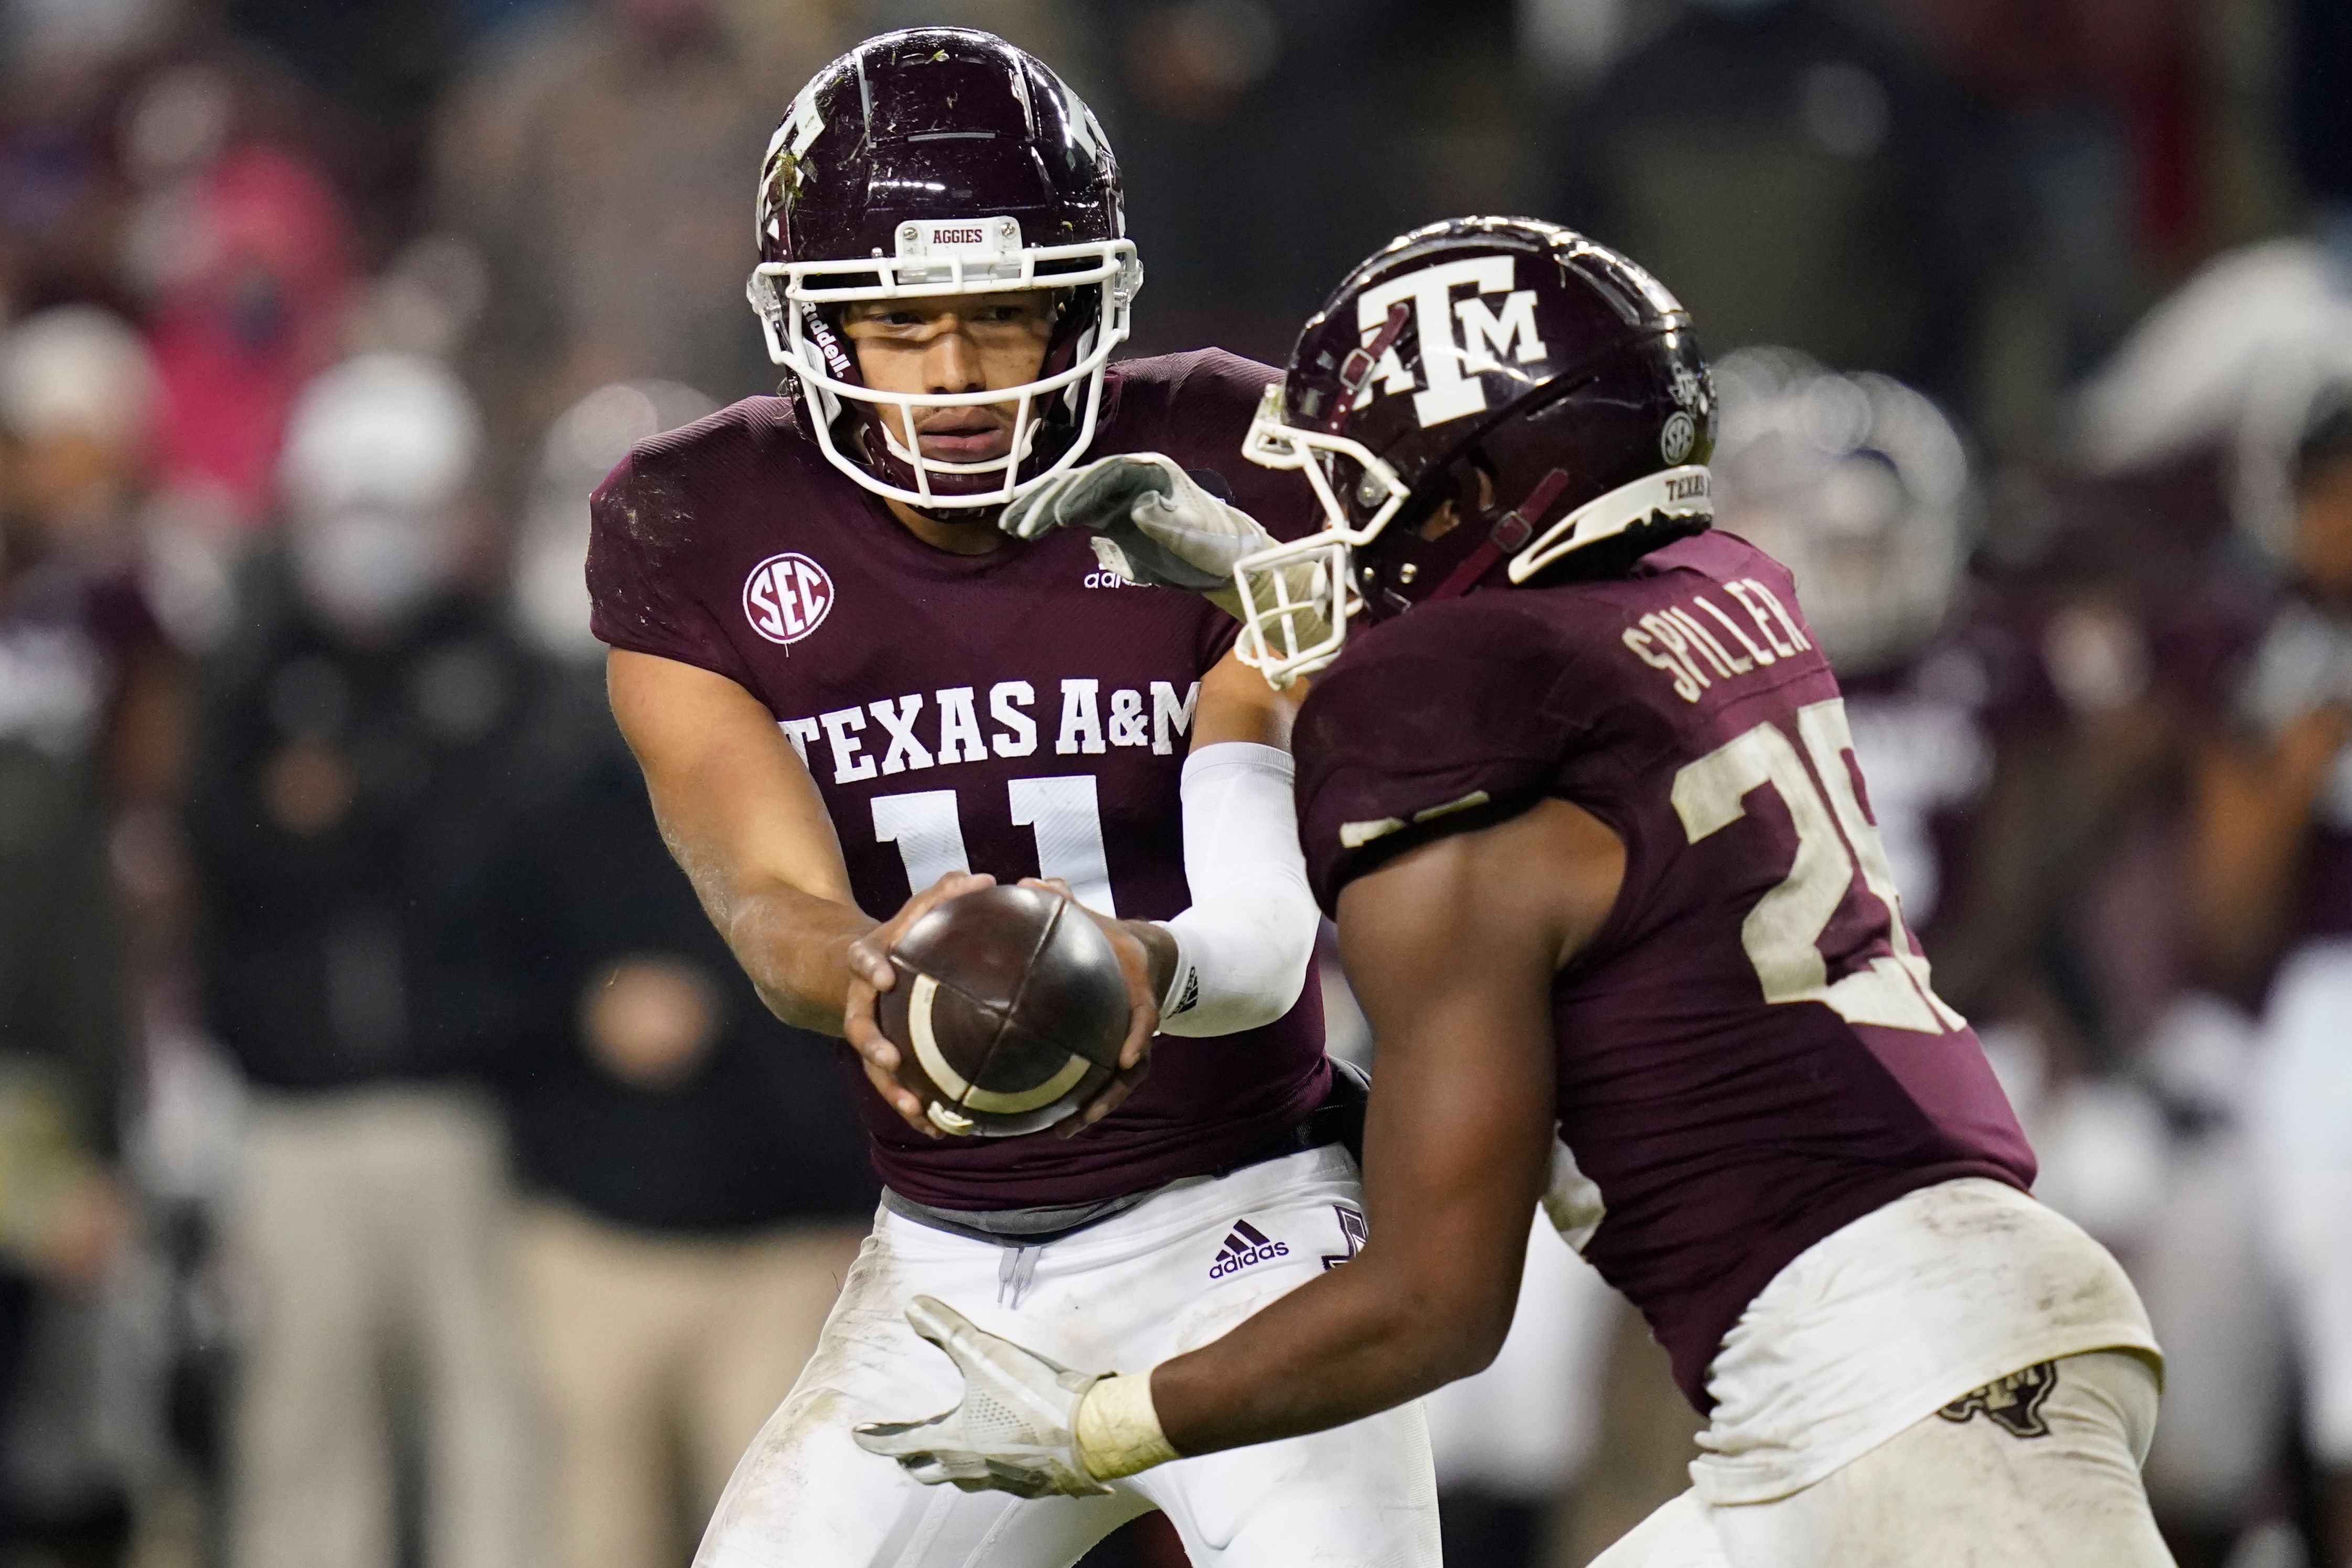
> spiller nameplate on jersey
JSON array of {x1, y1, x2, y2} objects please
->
[
  {"x1": 743, "y1": 552, "x2": 835, "y2": 646},
  {"x1": 1622, "y1": 574, "x2": 1815, "y2": 705}
]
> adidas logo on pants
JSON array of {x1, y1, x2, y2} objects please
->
[{"x1": 1210, "y1": 1219, "x2": 1290, "y2": 1280}]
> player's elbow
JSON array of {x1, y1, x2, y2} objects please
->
[
  {"x1": 1435, "y1": 1283, "x2": 1519, "y2": 1383},
  {"x1": 1407, "y1": 1311, "x2": 1510, "y2": 1392},
  {"x1": 1154, "y1": 871, "x2": 1318, "y2": 1037},
  {"x1": 1378, "y1": 1260, "x2": 1520, "y2": 1389}
]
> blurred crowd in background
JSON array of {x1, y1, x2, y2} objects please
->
[{"x1": 0, "y1": 0, "x2": 2347, "y2": 1565}]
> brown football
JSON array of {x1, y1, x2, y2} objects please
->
[{"x1": 876, "y1": 884, "x2": 1130, "y2": 1137}]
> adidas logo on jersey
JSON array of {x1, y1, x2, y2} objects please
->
[{"x1": 1208, "y1": 1220, "x2": 1289, "y2": 1280}]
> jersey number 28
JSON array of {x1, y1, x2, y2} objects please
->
[{"x1": 1672, "y1": 698, "x2": 1964, "y2": 1034}]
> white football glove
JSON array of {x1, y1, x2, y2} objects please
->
[
  {"x1": 851, "y1": 1296, "x2": 1113, "y2": 1499},
  {"x1": 1002, "y1": 452, "x2": 1335, "y2": 658},
  {"x1": 1001, "y1": 453, "x2": 1271, "y2": 610}
]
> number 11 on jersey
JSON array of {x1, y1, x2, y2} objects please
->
[
  {"x1": 872, "y1": 777, "x2": 1118, "y2": 916},
  {"x1": 1673, "y1": 697, "x2": 1965, "y2": 1034}
]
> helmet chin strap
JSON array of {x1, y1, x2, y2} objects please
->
[
  {"x1": 1427, "y1": 468, "x2": 1573, "y2": 602},
  {"x1": 908, "y1": 501, "x2": 1007, "y2": 527}
]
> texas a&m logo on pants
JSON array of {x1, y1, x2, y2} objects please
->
[{"x1": 743, "y1": 552, "x2": 835, "y2": 645}]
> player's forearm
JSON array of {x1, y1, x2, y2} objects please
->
[
  {"x1": 2191, "y1": 718, "x2": 2349, "y2": 986},
  {"x1": 1128, "y1": 811, "x2": 1578, "y2": 1455},
  {"x1": 2192, "y1": 818, "x2": 2301, "y2": 989},
  {"x1": 721, "y1": 880, "x2": 878, "y2": 1035},
  {"x1": 1143, "y1": 1249, "x2": 1509, "y2": 1456}
]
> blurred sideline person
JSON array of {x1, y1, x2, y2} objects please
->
[
  {"x1": 2191, "y1": 390, "x2": 2352, "y2": 1002},
  {"x1": 185, "y1": 353, "x2": 533, "y2": 1568},
  {"x1": 591, "y1": 29, "x2": 1438, "y2": 1568},
  {"x1": 0, "y1": 307, "x2": 177, "y2": 1561},
  {"x1": 854, "y1": 218, "x2": 2173, "y2": 1568},
  {"x1": 145, "y1": 139, "x2": 360, "y2": 531},
  {"x1": 434, "y1": 0, "x2": 853, "y2": 498},
  {"x1": 2199, "y1": 389, "x2": 2352, "y2": 1568},
  {"x1": 2053, "y1": 225, "x2": 2352, "y2": 1564},
  {"x1": 496, "y1": 381, "x2": 876, "y2": 1568}
]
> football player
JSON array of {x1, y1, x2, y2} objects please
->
[
  {"x1": 853, "y1": 218, "x2": 2174, "y2": 1567},
  {"x1": 1700, "y1": 350, "x2": 2019, "y2": 978},
  {"x1": 2213, "y1": 387, "x2": 2352, "y2": 1568},
  {"x1": 586, "y1": 28, "x2": 1439, "y2": 1568}
]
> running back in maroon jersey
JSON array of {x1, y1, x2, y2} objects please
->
[
  {"x1": 1291, "y1": 528, "x2": 2035, "y2": 1407},
  {"x1": 587, "y1": 351, "x2": 1329, "y2": 1212}
]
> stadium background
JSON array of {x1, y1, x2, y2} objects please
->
[{"x1": 0, "y1": 0, "x2": 2346, "y2": 1564}]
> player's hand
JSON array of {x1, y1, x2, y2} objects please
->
[
  {"x1": 852, "y1": 1296, "x2": 1113, "y2": 1498},
  {"x1": 843, "y1": 871, "x2": 998, "y2": 1137},
  {"x1": 1018, "y1": 878, "x2": 1159, "y2": 1136},
  {"x1": 1000, "y1": 453, "x2": 1271, "y2": 609}
]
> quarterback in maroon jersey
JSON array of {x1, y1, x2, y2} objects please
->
[
  {"x1": 589, "y1": 28, "x2": 1437, "y2": 1568},
  {"x1": 855, "y1": 219, "x2": 2173, "y2": 1566}
]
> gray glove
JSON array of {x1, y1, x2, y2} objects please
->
[
  {"x1": 1002, "y1": 453, "x2": 1274, "y2": 611},
  {"x1": 851, "y1": 1296, "x2": 1113, "y2": 1499}
]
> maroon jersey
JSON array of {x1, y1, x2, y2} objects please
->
[
  {"x1": 1293, "y1": 529, "x2": 2034, "y2": 1407},
  {"x1": 586, "y1": 351, "x2": 1328, "y2": 1211}
]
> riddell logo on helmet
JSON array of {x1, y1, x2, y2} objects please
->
[
  {"x1": 743, "y1": 552, "x2": 835, "y2": 645},
  {"x1": 1352, "y1": 257, "x2": 1549, "y2": 429}
]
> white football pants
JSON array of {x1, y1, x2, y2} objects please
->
[
  {"x1": 1592, "y1": 1350, "x2": 2175, "y2": 1568},
  {"x1": 693, "y1": 1144, "x2": 1440, "y2": 1568},
  {"x1": 2255, "y1": 939, "x2": 2352, "y2": 1469}
]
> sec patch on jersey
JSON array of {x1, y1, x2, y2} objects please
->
[{"x1": 742, "y1": 551, "x2": 835, "y2": 645}]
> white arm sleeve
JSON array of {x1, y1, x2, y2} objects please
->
[{"x1": 1154, "y1": 740, "x2": 1318, "y2": 1038}]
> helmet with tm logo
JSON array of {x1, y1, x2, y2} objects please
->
[{"x1": 1236, "y1": 217, "x2": 1715, "y2": 683}]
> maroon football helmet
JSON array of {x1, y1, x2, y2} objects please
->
[
  {"x1": 1236, "y1": 217, "x2": 1715, "y2": 682},
  {"x1": 747, "y1": 28, "x2": 1142, "y2": 510}
]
